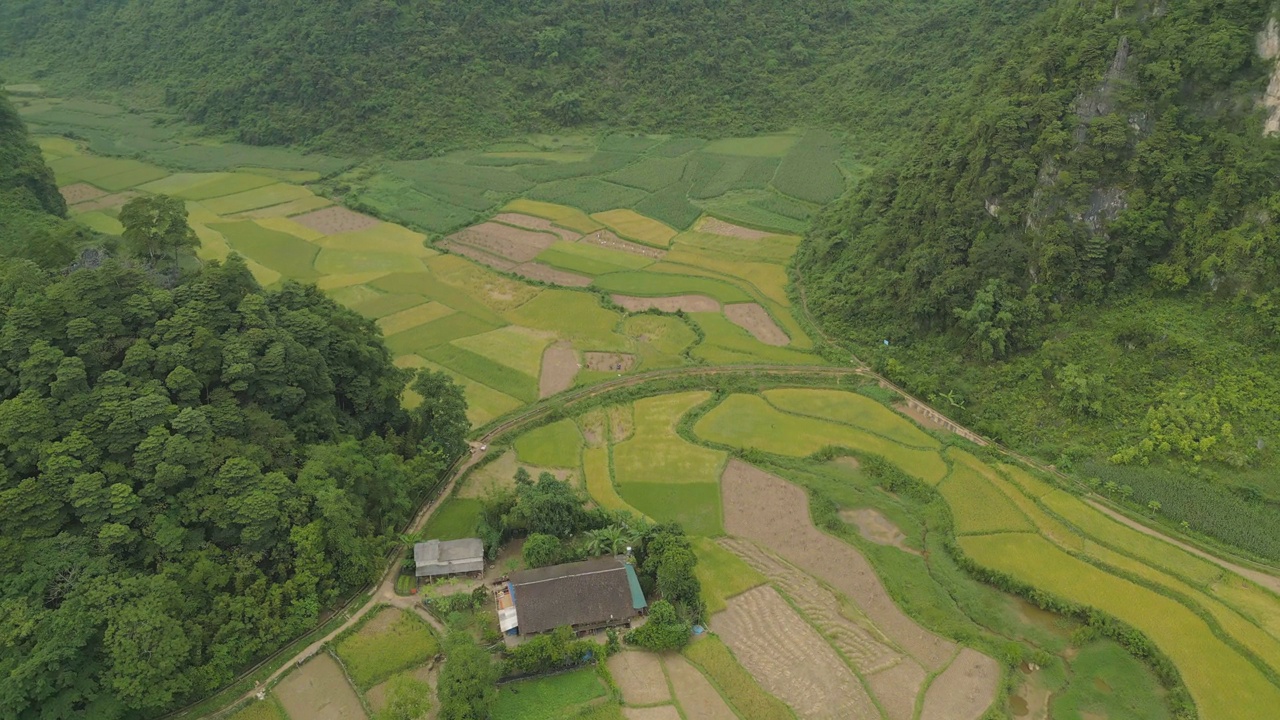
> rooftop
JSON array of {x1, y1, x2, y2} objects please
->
[
  {"x1": 508, "y1": 557, "x2": 645, "y2": 635},
  {"x1": 414, "y1": 538, "x2": 484, "y2": 567}
]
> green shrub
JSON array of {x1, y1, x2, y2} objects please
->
[{"x1": 624, "y1": 600, "x2": 689, "y2": 651}]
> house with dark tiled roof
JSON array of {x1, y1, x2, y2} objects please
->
[{"x1": 500, "y1": 557, "x2": 646, "y2": 636}]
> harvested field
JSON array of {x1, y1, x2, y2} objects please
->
[
  {"x1": 718, "y1": 538, "x2": 899, "y2": 674},
  {"x1": 492, "y1": 212, "x2": 581, "y2": 241},
  {"x1": 580, "y1": 230, "x2": 666, "y2": 259},
  {"x1": 293, "y1": 206, "x2": 381, "y2": 235},
  {"x1": 714, "y1": 586, "x2": 879, "y2": 719},
  {"x1": 720, "y1": 460, "x2": 959, "y2": 671},
  {"x1": 611, "y1": 294, "x2": 720, "y2": 313},
  {"x1": 608, "y1": 651, "x2": 671, "y2": 706},
  {"x1": 274, "y1": 654, "x2": 367, "y2": 720},
  {"x1": 59, "y1": 182, "x2": 105, "y2": 204},
  {"x1": 439, "y1": 238, "x2": 518, "y2": 271},
  {"x1": 841, "y1": 508, "x2": 919, "y2": 555},
  {"x1": 664, "y1": 655, "x2": 737, "y2": 720},
  {"x1": 584, "y1": 352, "x2": 635, "y2": 372},
  {"x1": 71, "y1": 191, "x2": 137, "y2": 212},
  {"x1": 894, "y1": 402, "x2": 954, "y2": 434},
  {"x1": 539, "y1": 341, "x2": 579, "y2": 398},
  {"x1": 622, "y1": 707, "x2": 681, "y2": 720},
  {"x1": 446, "y1": 222, "x2": 557, "y2": 262},
  {"x1": 866, "y1": 660, "x2": 928, "y2": 720},
  {"x1": 514, "y1": 262, "x2": 593, "y2": 287},
  {"x1": 724, "y1": 303, "x2": 789, "y2": 346},
  {"x1": 918, "y1": 649, "x2": 1000, "y2": 720},
  {"x1": 609, "y1": 404, "x2": 634, "y2": 441},
  {"x1": 696, "y1": 216, "x2": 775, "y2": 239}
]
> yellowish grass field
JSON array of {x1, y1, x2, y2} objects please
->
[
  {"x1": 613, "y1": 392, "x2": 726, "y2": 486},
  {"x1": 503, "y1": 198, "x2": 603, "y2": 233},
  {"x1": 377, "y1": 302, "x2": 455, "y2": 336},
  {"x1": 592, "y1": 209, "x2": 678, "y2": 247},
  {"x1": 937, "y1": 449, "x2": 1036, "y2": 535},
  {"x1": 451, "y1": 326, "x2": 554, "y2": 377},
  {"x1": 762, "y1": 388, "x2": 940, "y2": 449}
]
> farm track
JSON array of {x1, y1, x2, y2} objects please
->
[{"x1": 182, "y1": 355, "x2": 1280, "y2": 719}]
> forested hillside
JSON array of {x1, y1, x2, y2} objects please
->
[
  {"x1": 797, "y1": 0, "x2": 1280, "y2": 555},
  {"x1": 0, "y1": 99, "x2": 469, "y2": 719},
  {"x1": 0, "y1": 0, "x2": 1045, "y2": 154}
]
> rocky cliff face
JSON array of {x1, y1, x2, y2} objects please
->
[{"x1": 1259, "y1": 16, "x2": 1280, "y2": 135}]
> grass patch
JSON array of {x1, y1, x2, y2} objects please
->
[
  {"x1": 593, "y1": 272, "x2": 750, "y2": 304},
  {"x1": 1052, "y1": 642, "x2": 1171, "y2": 720},
  {"x1": 584, "y1": 447, "x2": 644, "y2": 517},
  {"x1": 316, "y1": 224, "x2": 432, "y2": 257},
  {"x1": 761, "y1": 388, "x2": 940, "y2": 449},
  {"x1": 210, "y1": 221, "x2": 320, "y2": 280},
  {"x1": 614, "y1": 392, "x2": 726, "y2": 486},
  {"x1": 689, "y1": 313, "x2": 824, "y2": 365},
  {"x1": 516, "y1": 151, "x2": 638, "y2": 183},
  {"x1": 346, "y1": 292, "x2": 428, "y2": 320},
  {"x1": 527, "y1": 178, "x2": 648, "y2": 215},
  {"x1": 226, "y1": 696, "x2": 287, "y2": 720},
  {"x1": 76, "y1": 211, "x2": 123, "y2": 235},
  {"x1": 693, "y1": 394, "x2": 948, "y2": 484},
  {"x1": 692, "y1": 537, "x2": 767, "y2": 614},
  {"x1": 937, "y1": 450, "x2": 1036, "y2": 535},
  {"x1": 384, "y1": 313, "x2": 502, "y2": 356},
  {"x1": 423, "y1": 344, "x2": 538, "y2": 403},
  {"x1": 606, "y1": 156, "x2": 688, "y2": 192},
  {"x1": 634, "y1": 183, "x2": 703, "y2": 230},
  {"x1": 452, "y1": 326, "x2": 553, "y2": 378},
  {"x1": 536, "y1": 241, "x2": 654, "y2": 276},
  {"x1": 622, "y1": 314, "x2": 697, "y2": 369},
  {"x1": 960, "y1": 533, "x2": 1280, "y2": 720},
  {"x1": 313, "y1": 248, "x2": 427, "y2": 275},
  {"x1": 504, "y1": 290, "x2": 629, "y2": 350},
  {"x1": 591, "y1": 209, "x2": 677, "y2": 247},
  {"x1": 702, "y1": 135, "x2": 798, "y2": 157},
  {"x1": 169, "y1": 173, "x2": 279, "y2": 201},
  {"x1": 502, "y1": 199, "x2": 603, "y2": 233},
  {"x1": 514, "y1": 419, "x2": 584, "y2": 468},
  {"x1": 770, "y1": 130, "x2": 846, "y2": 205},
  {"x1": 334, "y1": 608, "x2": 439, "y2": 691},
  {"x1": 619, "y1": 482, "x2": 723, "y2": 536},
  {"x1": 423, "y1": 497, "x2": 484, "y2": 540},
  {"x1": 683, "y1": 635, "x2": 794, "y2": 720},
  {"x1": 397, "y1": 356, "x2": 522, "y2": 427},
  {"x1": 492, "y1": 668, "x2": 607, "y2": 720},
  {"x1": 377, "y1": 302, "x2": 454, "y2": 336},
  {"x1": 201, "y1": 183, "x2": 316, "y2": 215}
]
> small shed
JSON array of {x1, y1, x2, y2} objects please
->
[
  {"x1": 414, "y1": 538, "x2": 485, "y2": 578},
  {"x1": 505, "y1": 557, "x2": 647, "y2": 636}
]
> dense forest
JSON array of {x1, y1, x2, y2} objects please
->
[
  {"x1": 0, "y1": 0, "x2": 1047, "y2": 154},
  {"x1": 797, "y1": 0, "x2": 1280, "y2": 549},
  {"x1": 0, "y1": 96, "x2": 469, "y2": 719}
]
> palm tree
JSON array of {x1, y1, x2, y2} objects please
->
[{"x1": 600, "y1": 525, "x2": 625, "y2": 556}]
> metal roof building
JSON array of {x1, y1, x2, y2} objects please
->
[{"x1": 414, "y1": 538, "x2": 485, "y2": 578}]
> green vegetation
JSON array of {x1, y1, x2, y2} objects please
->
[
  {"x1": 1051, "y1": 642, "x2": 1171, "y2": 720},
  {"x1": 691, "y1": 537, "x2": 767, "y2": 614},
  {"x1": 335, "y1": 608, "x2": 440, "y2": 690},
  {"x1": 492, "y1": 668, "x2": 607, "y2": 720},
  {"x1": 372, "y1": 671, "x2": 434, "y2": 720},
  {"x1": 423, "y1": 498, "x2": 484, "y2": 541},
  {"x1": 771, "y1": 130, "x2": 845, "y2": 204},
  {"x1": 613, "y1": 392, "x2": 726, "y2": 488},
  {"x1": 226, "y1": 697, "x2": 288, "y2": 720},
  {"x1": 594, "y1": 272, "x2": 751, "y2": 303},
  {"x1": 514, "y1": 419, "x2": 584, "y2": 468}
]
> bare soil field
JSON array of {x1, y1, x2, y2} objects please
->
[
  {"x1": 918, "y1": 649, "x2": 1000, "y2": 720},
  {"x1": 294, "y1": 206, "x2": 381, "y2": 235},
  {"x1": 720, "y1": 460, "x2": 958, "y2": 671},
  {"x1": 72, "y1": 191, "x2": 137, "y2": 212},
  {"x1": 446, "y1": 222, "x2": 556, "y2": 262},
  {"x1": 580, "y1": 230, "x2": 666, "y2": 259},
  {"x1": 622, "y1": 707, "x2": 682, "y2": 720},
  {"x1": 724, "y1": 303, "x2": 789, "y2": 346},
  {"x1": 584, "y1": 352, "x2": 636, "y2": 372},
  {"x1": 492, "y1": 212, "x2": 581, "y2": 241},
  {"x1": 866, "y1": 661, "x2": 928, "y2": 720},
  {"x1": 718, "y1": 538, "x2": 899, "y2": 674},
  {"x1": 275, "y1": 653, "x2": 367, "y2": 720},
  {"x1": 611, "y1": 294, "x2": 721, "y2": 312},
  {"x1": 664, "y1": 655, "x2": 738, "y2": 720},
  {"x1": 895, "y1": 402, "x2": 953, "y2": 434},
  {"x1": 697, "y1": 216, "x2": 776, "y2": 240},
  {"x1": 540, "y1": 341, "x2": 579, "y2": 398},
  {"x1": 713, "y1": 585, "x2": 880, "y2": 719},
  {"x1": 840, "y1": 508, "x2": 919, "y2": 555},
  {"x1": 608, "y1": 651, "x2": 671, "y2": 706},
  {"x1": 438, "y1": 240, "x2": 517, "y2": 271},
  {"x1": 513, "y1": 262, "x2": 593, "y2": 287},
  {"x1": 60, "y1": 182, "x2": 106, "y2": 204}
]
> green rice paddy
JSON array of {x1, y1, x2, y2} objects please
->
[
  {"x1": 492, "y1": 668, "x2": 610, "y2": 720},
  {"x1": 514, "y1": 419, "x2": 584, "y2": 468}
]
